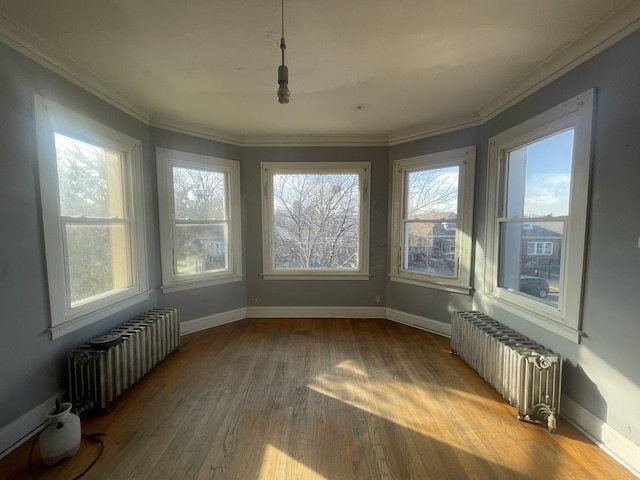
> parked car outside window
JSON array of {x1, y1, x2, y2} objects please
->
[{"x1": 519, "y1": 275, "x2": 550, "y2": 298}]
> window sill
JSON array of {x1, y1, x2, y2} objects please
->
[
  {"x1": 482, "y1": 293, "x2": 583, "y2": 343},
  {"x1": 389, "y1": 274, "x2": 472, "y2": 295},
  {"x1": 50, "y1": 290, "x2": 152, "y2": 340},
  {"x1": 161, "y1": 274, "x2": 244, "y2": 294},
  {"x1": 262, "y1": 273, "x2": 370, "y2": 281}
]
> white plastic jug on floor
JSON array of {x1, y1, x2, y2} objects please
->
[{"x1": 39, "y1": 401, "x2": 81, "y2": 466}]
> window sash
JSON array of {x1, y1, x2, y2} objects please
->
[
  {"x1": 401, "y1": 219, "x2": 459, "y2": 279},
  {"x1": 156, "y1": 148, "x2": 242, "y2": 291},
  {"x1": 34, "y1": 95, "x2": 149, "y2": 338},
  {"x1": 172, "y1": 221, "x2": 230, "y2": 276},
  {"x1": 62, "y1": 217, "x2": 134, "y2": 303},
  {"x1": 483, "y1": 90, "x2": 594, "y2": 341},
  {"x1": 170, "y1": 166, "x2": 231, "y2": 278},
  {"x1": 390, "y1": 146, "x2": 475, "y2": 293},
  {"x1": 261, "y1": 162, "x2": 370, "y2": 279}
]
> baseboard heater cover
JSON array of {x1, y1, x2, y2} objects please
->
[
  {"x1": 451, "y1": 311, "x2": 562, "y2": 432},
  {"x1": 68, "y1": 308, "x2": 180, "y2": 413}
]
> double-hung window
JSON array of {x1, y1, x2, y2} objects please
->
[
  {"x1": 261, "y1": 162, "x2": 370, "y2": 280},
  {"x1": 483, "y1": 90, "x2": 594, "y2": 340},
  {"x1": 156, "y1": 149, "x2": 242, "y2": 292},
  {"x1": 34, "y1": 96, "x2": 149, "y2": 338},
  {"x1": 389, "y1": 146, "x2": 476, "y2": 293}
]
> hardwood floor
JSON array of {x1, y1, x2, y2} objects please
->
[{"x1": 1, "y1": 318, "x2": 636, "y2": 479}]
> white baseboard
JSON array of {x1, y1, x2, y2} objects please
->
[
  {"x1": 561, "y1": 395, "x2": 640, "y2": 477},
  {"x1": 0, "y1": 389, "x2": 65, "y2": 460},
  {"x1": 246, "y1": 305, "x2": 386, "y2": 319},
  {"x1": 180, "y1": 307, "x2": 247, "y2": 335},
  {"x1": 385, "y1": 308, "x2": 452, "y2": 337},
  {"x1": 191, "y1": 306, "x2": 450, "y2": 338}
]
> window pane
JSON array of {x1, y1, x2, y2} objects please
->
[
  {"x1": 407, "y1": 166, "x2": 459, "y2": 219},
  {"x1": 66, "y1": 223, "x2": 132, "y2": 305},
  {"x1": 55, "y1": 134, "x2": 124, "y2": 218},
  {"x1": 173, "y1": 167, "x2": 226, "y2": 221},
  {"x1": 272, "y1": 173, "x2": 360, "y2": 269},
  {"x1": 498, "y1": 221, "x2": 563, "y2": 306},
  {"x1": 404, "y1": 222, "x2": 456, "y2": 277},
  {"x1": 174, "y1": 224, "x2": 227, "y2": 274},
  {"x1": 506, "y1": 129, "x2": 574, "y2": 218}
]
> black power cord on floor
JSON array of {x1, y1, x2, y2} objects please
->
[{"x1": 27, "y1": 426, "x2": 105, "y2": 480}]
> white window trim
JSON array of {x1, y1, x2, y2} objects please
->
[
  {"x1": 483, "y1": 89, "x2": 594, "y2": 342},
  {"x1": 389, "y1": 146, "x2": 476, "y2": 294},
  {"x1": 34, "y1": 95, "x2": 150, "y2": 339},
  {"x1": 261, "y1": 162, "x2": 370, "y2": 280},
  {"x1": 156, "y1": 148, "x2": 243, "y2": 293}
]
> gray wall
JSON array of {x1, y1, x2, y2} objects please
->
[
  {"x1": 474, "y1": 29, "x2": 640, "y2": 445},
  {"x1": 0, "y1": 43, "x2": 159, "y2": 427},
  {"x1": 0, "y1": 46, "x2": 248, "y2": 429},
  {"x1": 241, "y1": 146, "x2": 388, "y2": 307}
]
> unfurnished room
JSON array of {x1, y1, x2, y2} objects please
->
[{"x1": 1, "y1": 1, "x2": 639, "y2": 478}]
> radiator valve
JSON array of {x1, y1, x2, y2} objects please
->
[
  {"x1": 529, "y1": 402, "x2": 557, "y2": 433},
  {"x1": 547, "y1": 410, "x2": 557, "y2": 433}
]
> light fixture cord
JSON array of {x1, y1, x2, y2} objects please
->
[{"x1": 280, "y1": 0, "x2": 286, "y2": 65}]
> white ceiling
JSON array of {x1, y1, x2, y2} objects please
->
[{"x1": 1, "y1": 0, "x2": 639, "y2": 144}]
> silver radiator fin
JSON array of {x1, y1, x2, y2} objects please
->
[
  {"x1": 68, "y1": 308, "x2": 180, "y2": 412},
  {"x1": 451, "y1": 311, "x2": 562, "y2": 432}
]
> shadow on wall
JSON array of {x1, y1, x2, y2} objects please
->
[{"x1": 562, "y1": 360, "x2": 607, "y2": 426}]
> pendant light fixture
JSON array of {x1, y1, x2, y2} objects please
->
[{"x1": 276, "y1": 0, "x2": 291, "y2": 104}]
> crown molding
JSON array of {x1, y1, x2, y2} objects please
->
[
  {"x1": 478, "y1": 1, "x2": 640, "y2": 123},
  {"x1": 149, "y1": 114, "x2": 244, "y2": 146},
  {"x1": 242, "y1": 134, "x2": 389, "y2": 147},
  {"x1": 388, "y1": 114, "x2": 482, "y2": 146},
  {"x1": 0, "y1": 12, "x2": 154, "y2": 125}
]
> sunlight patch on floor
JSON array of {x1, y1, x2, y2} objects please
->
[
  {"x1": 310, "y1": 359, "x2": 499, "y2": 430},
  {"x1": 307, "y1": 358, "x2": 534, "y2": 476},
  {"x1": 258, "y1": 444, "x2": 328, "y2": 480}
]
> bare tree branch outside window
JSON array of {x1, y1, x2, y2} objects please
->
[
  {"x1": 172, "y1": 167, "x2": 228, "y2": 274},
  {"x1": 272, "y1": 173, "x2": 360, "y2": 269}
]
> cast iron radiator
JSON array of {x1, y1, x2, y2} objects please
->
[
  {"x1": 68, "y1": 308, "x2": 180, "y2": 412},
  {"x1": 451, "y1": 311, "x2": 562, "y2": 432}
]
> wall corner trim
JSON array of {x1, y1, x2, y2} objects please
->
[
  {"x1": 385, "y1": 308, "x2": 452, "y2": 337},
  {"x1": 180, "y1": 308, "x2": 248, "y2": 336}
]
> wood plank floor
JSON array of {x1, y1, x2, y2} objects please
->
[{"x1": 1, "y1": 318, "x2": 636, "y2": 479}]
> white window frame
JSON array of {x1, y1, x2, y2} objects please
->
[
  {"x1": 156, "y1": 148, "x2": 242, "y2": 292},
  {"x1": 483, "y1": 90, "x2": 594, "y2": 342},
  {"x1": 389, "y1": 146, "x2": 476, "y2": 293},
  {"x1": 34, "y1": 95, "x2": 149, "y2": 339},
  {"x1": 261, "y1": 162, "x2": 370, "y2": 280}
]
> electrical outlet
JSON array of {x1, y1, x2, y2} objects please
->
[
  {"x1": 251, "y1": 296, "x2": 258, "y2": 303},
  {"x1": 375, "y1": 294, "x2": 381, "y2": 303}
]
